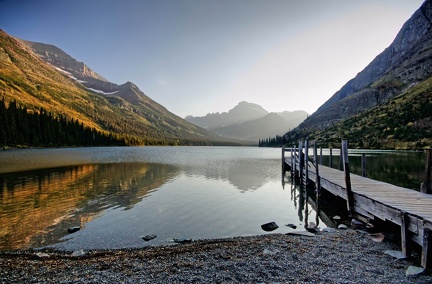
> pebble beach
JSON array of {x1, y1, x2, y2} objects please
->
[{"x1": 1, "y1": 229, "x2": 432, "y2": 283}]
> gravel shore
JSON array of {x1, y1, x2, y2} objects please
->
[{"x1": 1, "y1": 229, "x2": 431, "y2": 283}]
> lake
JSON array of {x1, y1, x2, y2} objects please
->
[{"x1": 0, "y1": 147, "x2": 426, "y2": 251}]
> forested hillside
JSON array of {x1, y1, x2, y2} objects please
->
[{"x1": 0, "y1": 30, "x2": 236, "y2": 147}]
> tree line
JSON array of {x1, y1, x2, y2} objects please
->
[{"x1": 0, "y1": 98, "x2": 129, "y2": 147}]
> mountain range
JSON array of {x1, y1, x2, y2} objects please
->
[
  {"x1": 0, "y1": 29, "x2": 238, "y2": 146},
  {"x1": 1, "y1": 1, "x2": 431, "y2": 149},
  {"x1": 185, "y1": 101, "x2": 308, "y2": 142}
]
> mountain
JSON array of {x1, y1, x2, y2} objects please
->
[
  {"x1": 299, "y1": 0, "x2": 432, "y2": 130},
  {"x1": 277, "y1": 0, "x2": 432, "y2": 149},
  {"x1": 0, "y1": 29, "x2": 234, "y2": 146},
  {"x1": 185, "y1": 101, "x2": 308, "y2": 142},
  {"x1": 185, "y1": 101, "x2": 268, "y2": 130}
]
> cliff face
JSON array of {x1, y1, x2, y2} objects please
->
[
  {"x1": 302, "y1": 0, "x2": 432, "y2": 129},
  {"x1": 20, "y1": 40, "x2": 108, "y2": 82}
]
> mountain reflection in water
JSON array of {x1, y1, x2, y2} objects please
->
[
  {"x1": 1, "y1": 147, "x2": 304, "y2": 250},
  {"x1": 0, "y1": 163, "x2": 178, "y2": 249}
]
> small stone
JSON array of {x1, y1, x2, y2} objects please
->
[
  {"x1": 385, "y1": 250, "x2": 407, "y2": 260},
  {"x1": 338, "y1": 224, "x2": 348, "y2": 230},
  {"x1": 68, "y1": 226, "x2": 80, "y2": 234},
  {"x1": 173, "y1": 237, "x2": 192, "y2": 244},
  {"x1": 142, "y1": 234, "x2": 157, "y2": 241},
  {"x1": 35, "y1": 252, "x2": 50, "y2": 258},
  {"x1": 261, "y1": 222, "x2": 279, "y2": 232},
  {"x1": 285, "y1": 224, "x2": 297, "y2": 229},
  {"x1": 263, "y1": 248, "x2": 280, "y2": 255},
  {"x1": 406, "y1": 266, "x2": 425, "y2": 277},
  {"x1": 72, "y1": 249, "x2": 86, "y2": 257},
  {"x1": 368, "y1": 232, "x2": 385, "y2": 242},
  {"x1": 322, "y1": 227, "x2": 336, "y2": 233}
]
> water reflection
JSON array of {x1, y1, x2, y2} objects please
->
[
  {"x1": 0, "y1": 147, "x2": 316, "y2": 251},
  {"x1": 0, "y1": 163, "x2": 179, "y2": 249}
]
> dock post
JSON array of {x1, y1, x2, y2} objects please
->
[
  {"x1": 401, "y1": 211, "x2": 411, "y2": 258},
  {"x1": 421, "y1": 149, "x2": 432, "y2": 194},
  {"x1": 329, "y1": 148, "x2": 333, "y2": 168},
  {"x1": 299, "y1": 141, "x2": 303, "y2": 180},
  {"x1": 304, "y1": 139, "x2": 309, "y2": 187},
  {"x1": 342, "y1": 139, "x2": 354, "y2": 216},
  {"x1": 339, "y1": 147, "x2": 343, "y2": 171},
  {"x1": 361, "y1": 153, "x2": 367, "y2": 177},
  {"x1": 319, "y1": 147, "x2": 323, "y2": 165},
  {"x1": 293, "y1": 145, "x2": 297, "y2": 178},
  {"x1": 421, "y1": 225, "x2": 432, "y2": 269},
  {"x1": 282, "y1": 147, "x2": 286, "y2": 176},
  {"x1": 314, "y1": 141, "x2": 321, "y2": 226}
]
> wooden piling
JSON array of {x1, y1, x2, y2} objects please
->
[
  {"x1": 282, "y1": 147, "x2": 285, "y2": 176},
  {"x1": 304, "y1": 139, "x2": 309, "y2": 187},
  {"x1": 361, "y1": 153, "x2": 367, "y2": 177},
  {"x1": 401, "y1": 211, "x2": 411, "y2": 258},
  {"x1": 314, "y1": 141, "x2": 321, "y2": 226},
  {"x1": 422, "y1": 226, "x2": 432, "y2": 269},
  {"x1": 329, "y1": 148, "x2": 333, "y2": 168},
  {"x1": 342, "y1": 139, "x2": 354, "y2": 216},
  {"x1": 319, "y1": 147, "x2": 323, "y2": 165},
  {"x1": 339, "y1": 148, "x2": 343, "y2": 171},
  {"x1": 421, "y1": 149, "x2": 432, "y2": 194},
  {"x1": 298, "y1": 142, "x2": 303, "y2": 180}
]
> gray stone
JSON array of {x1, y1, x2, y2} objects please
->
[
  {"x1": 285, "y1": 224, "x2": 297, "y2": 229},
  {"x1": 338, "y1": 224, "x2": 348, "y2": 230},
  {"x1": 142, "y1": 234, "x2": 157, "y2": 241},
  {"x1": 385, "y1": 250, "x2": 407, "y2": 260},
  {"x1": 261, "y1": 222, "x2": 279, "y2": 232},
  {"x1": 35, "y1": 252, "x2": 50, "y2": 258},
  {"x1": 406, "y1": 266, "x2": 425, "y2": 277},
  {"x1": 72, "y1": 249, "x2": 86, "y2": 257},
  {"x1": 322, "y1": 227, "x2": 336, "y2": 233}
]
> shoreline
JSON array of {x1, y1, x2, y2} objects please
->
[{"x1": 1, "y1": 230, "x2": 431, "y2": 283}]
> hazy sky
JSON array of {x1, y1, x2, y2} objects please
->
[{"x1": 0, "y1": 0, "x2": 424, "y2": 118}]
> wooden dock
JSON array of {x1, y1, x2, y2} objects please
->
[{"x1": 282, "y1": 140, "x2": 432, "y2": 269}]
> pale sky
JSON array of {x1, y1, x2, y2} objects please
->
[{"x1": 0, "y1": 0, "x2": 424, "y2": 118}]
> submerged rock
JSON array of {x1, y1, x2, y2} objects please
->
[
  {"x1": 261, "y1": 222, "x2": 279, "y2": 232},
  {"x1": 142, "y1": 234, "x2": 157, "y2": 242},
  {"x1": 285, "y1": 224, "x2": 297, "y2": 229}
]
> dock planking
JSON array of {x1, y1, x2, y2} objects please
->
[{"x1": 283, "y1": 140, "x2": 432, "y2": 269}]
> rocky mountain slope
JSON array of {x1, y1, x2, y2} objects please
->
[
  {"x1": 0, "y1": 30, "x2": 232, "y2": 146},
  {"x1": 275, "y1": 0, "x2": 432, "y2": 149},
  {"x1": 185, "y1": 101, "x2": 308, "y2": 142},
  {"x1": 300, "y1": 0, "x2": 432, "y2": 130}
]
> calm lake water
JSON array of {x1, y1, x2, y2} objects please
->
[{"x1": 0, "y1": 147, "x2": 426, "y2": 251}]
